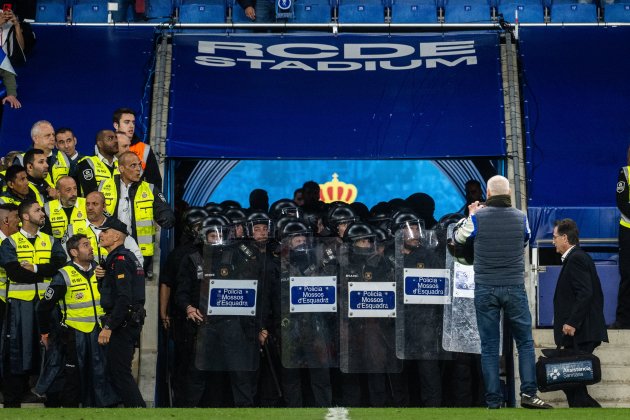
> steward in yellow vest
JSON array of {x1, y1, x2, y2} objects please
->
[
  {"x1": 0, "y1": 203, "x2": 20, "y2": 305},
  {"x1": 0, "y1": 199, "x2": 66, "y2": 406},
  {"x1": 0, "y1": 165, "x2": 38, "y2": 206},
  {"x1": 76, "y1": 130, "x2": 120, "y2": 196},
  {"x1": 97, "y1": 152, "x2": 174, "y2": 259},
  {"x1": 24, "y1": 148, "x2": 57, "y2": 206},
  {"x1": 36, "y1": 234, "x2": 120, "y2": 407},
  {"x1": 16, "y1": 149, "x2": 70, "y2": 187},
  {"x1": 44, "y1": 176, "x2": 87, "y2": 239}
]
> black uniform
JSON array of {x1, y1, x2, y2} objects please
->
[
  {"x1": 99, "y1": 244, "x2": 146, "y2": 408},
  {"x1": 340, "y1": 250, "x2": 404, "y2": 407},
  {"x1": 159, "y1": 237, "x2": 199, "y2": 406},
  {"x1": 401, "y1": 246, "x2": 446, "y2": 407},
  {"x1": 176, "y1": 242, "x2": 267, "y2": 407},
  {"x1": 276, "y1": 242, "x2": 336, "y2": 407}
]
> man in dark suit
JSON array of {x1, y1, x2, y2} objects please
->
[{"x1": 552, "y1": 218, "x2": 609, "y2": 407}]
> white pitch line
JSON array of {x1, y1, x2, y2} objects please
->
[{"x1": 325, "y1": 407, "x2": 350, "y2": 420}]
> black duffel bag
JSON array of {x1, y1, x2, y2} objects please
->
[{"x1": 536, "y1": 338, "x2": 601, "y2": 392}]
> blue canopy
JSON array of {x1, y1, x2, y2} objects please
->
[{"x1": 167, "y1": 32, "x2": 506, "y2": 159}]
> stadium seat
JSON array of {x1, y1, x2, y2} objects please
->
[
  {"x1": 496, "y1": 0, "x2": 545, "y2": 22},
  {"x1": 337, "y1": 0, "x2": 386, "y2": 23},
  {"x1": 390, "y1": 0, "x2": 439, "y2": 23},
  {"x1": 602, "y1": 1, "x2": 630, "y2": 22},
  {"x1": 36, "y1": 0, "x2": 68, "y2": 22},
  {"x1": 292, "y1": 0, "x2": 334, "y2": 22},
  {"x1": 146, "y1": 0, "x2": 175, "y2": 22},
  {"x1": 179, "y1": 0, "x2": 226, "y2": 22},
  {"x1": 72, "y1": 1, "x2": 109, "y2": 23},
  {"x1": 547, "y1": 0, "x2": 598, "y2": 22},
  {"x1": 442, "y1": 0, "x2": 494, "y2": 23},
  {"x1": 230, "y1": 0, "x2": 251, "y2": 23}
]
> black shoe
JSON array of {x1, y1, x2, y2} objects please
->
[
  {"x1": 520, "y1": 393, "x2": 552, "y2": 409},
  {"x1": 21, "y1": 390, "x2": 46, "y2": 404},
  {"x1": 609, "y1": 321, "x2": 630, "y2": 329}
]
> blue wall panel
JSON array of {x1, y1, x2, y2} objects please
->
[{"x1": 0, "y1": 26, "x2": 155, "y2": 156}]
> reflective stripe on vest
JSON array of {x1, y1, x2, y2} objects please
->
[
  {"x1": 45, "y1": 197, "x2": 88, "y2": 239},
  {"x1": 99, "y1": 179, "x2": 155, "y2": 256},
  {"x1": 7, "y1": 232, "x2": 54, "y2": 301},
  {"x1": 80, "y1": 156, "x2": 119, "y2": 185},
  {"x1": 59, "y1": 266, "x2": 104, "y2": 333},
  {"x1": 0, "y1": 266, "x2": 7, "y2": 302},
  {"x1": 28, "y1": 183, "x2": 47, "y2": 206},
  {"x1": 66, "y1": 221, "x2": 108, "y2": 261},
  {"x1": 621, "y1": 167, "x2": 630, "y2": 228},
  {"x1": 45, "y1": 151, "x2": 71, "y2": 186},
  {"x1": 0, "y1": 233, "x2": 6, "y2": 301}
]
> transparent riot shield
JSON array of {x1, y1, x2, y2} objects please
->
[
  {"x1": 280, "y1": 237, "x2": 338, "y2": 369},
  {"x1": 339, "y1": 243, "x2": 401, "y2": 373},
  {"x1": 395, "y1": 229, "x2": 452, "y2": 360},
  {"x1": 442, "y1": 224, "x2": 502, "y2": 354},
  {"x1": 195, "y1": 239, "x2": 266, "y2": 371}
]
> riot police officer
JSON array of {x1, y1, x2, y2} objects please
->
[
  {"x1": 339, "y1": 222, "x2": 405, "y2": 407},
  {"x1": 176, "y1": 215, "x2": 268, "y2": 407},
  {"x1": 392, "y1": 212, "x2": 445, "y2": 407},
  {"x1": 277, "y1": 219, "x2": 335, "y2": 407},
  {"x1": 96, "y1": 217, "x2": 146, "y2": 408}
]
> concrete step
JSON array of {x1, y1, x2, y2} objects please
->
[
  {"x1": 537, "y1": 384, "x2": 630, "y2": 407},
  {"x1": 530, "y1": 329, "x2": 630, "y2": 368},
  {"x1": 516, "y1": 329, "x2": 630, "y2": 408},
  {"x1": 533, "y1": 329, "x2": 630, "y2": 347}
]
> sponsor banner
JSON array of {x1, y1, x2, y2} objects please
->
[
  {"x1": 168, "y1": 32, "x2": 504, "y2": 159},
  {"x1": 348, "y1": 281, "x2": 396, "y2": 318},
  {"x1": 290, "y1": 276, "x2": 337, "y2": 313},
  {"x1": 404, "y1": 268, "x2": 451, "y2": 304},
  {"x1": 207, "y1": 279, "x2": 258, "y2": 316},
  {"x1": 453, "y1": 262, "x2": 475, "y2": 299}
]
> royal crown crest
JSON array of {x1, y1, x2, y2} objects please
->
[{"x1": 319, "y1": 173, "x2": 358, "y2": 204}]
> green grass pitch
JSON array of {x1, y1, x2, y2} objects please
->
[{"x1": 2, "y1": 408, "x2": 630, "y2": 420}]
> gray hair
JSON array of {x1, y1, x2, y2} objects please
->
[
  {"x1": 487, "y1": 175, "x2": 510, "y2": 196},
  {"x1": 30, "y1": 120, "x2": 53, "y2": 140}
]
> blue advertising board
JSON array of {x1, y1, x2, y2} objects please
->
[{"x1": 167, "y1": 32, "x2": 505, "y2": 159}]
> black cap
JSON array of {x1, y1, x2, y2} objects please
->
[{"x1": 97, "y1": 217, "x2": 128, "y2": 234}]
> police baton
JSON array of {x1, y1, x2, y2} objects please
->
[{"x1": 262, "y1": 340, "x2": 282, "y2": 398}]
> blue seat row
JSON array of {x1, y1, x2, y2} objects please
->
[{"x1": 35, "y1": 0, "x2": 630, "y2": 24}]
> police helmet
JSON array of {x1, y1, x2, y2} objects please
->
[
  {"x1": 204, "y1": 202, "x2": 224, "y2": 215},
  {"x1": 182, "y1": 207, "x2": 209, "y2": 239},
  {"x1": 280, "y1": 218, "x2": 310, "y2": 239},
  {"x1": 246, "y1": 212, "x2": 274, "y2": 240},
  {"x1": 391, "y1": 211, "x2": 425, "y2": 245},
  {"x1": 220, "y1": 200, "x2": 241, "y2": 210},
  {"x1": 372, "y1": 226, "x2": 390, "y2": 244},
  {"x1": 225, "y1": 208, "x2": 248, "y2": 225},
  {"x1": 200, "y1": 215, "x2": 232, "y2": 246},
  {"x1": 270, "y1": 199, "x2": 301, "y2": 220},
  {"x1": 437, "y1": 212, "x2": 465, "y2": 230},
  {"x1": 224, "y1": 208, "x2": 248, "y2": 239},
  {"x1": 343, "y1": 222, "x2": 376, "y2": 255},
  {"x1": 327, "y1": 205, "x2": 358, "y2": 232}
]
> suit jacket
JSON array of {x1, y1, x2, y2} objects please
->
[{"x1": 553, "y1": 246, "x2": 609, "y2": 347}]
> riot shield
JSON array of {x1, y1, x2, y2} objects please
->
[
  {"x1": 280, "y1": 237, "x2": 338, "y2": 369},
  {"x1": 195, "y1": 240, "x2": 266, "y2": 371},
  {"x1": 395, "y1": 229, "x2": 452, "y2": 360},
  {"x1": 339, "y1": 243, "x2": 401, "y2": 373},
  {"x1": 442, "y1": 224, "x2": 502, "y2": 354}
]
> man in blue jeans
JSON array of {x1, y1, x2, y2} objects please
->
[{"x1": 455, "y1": 175, "x2": 552, "y2": 409}]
